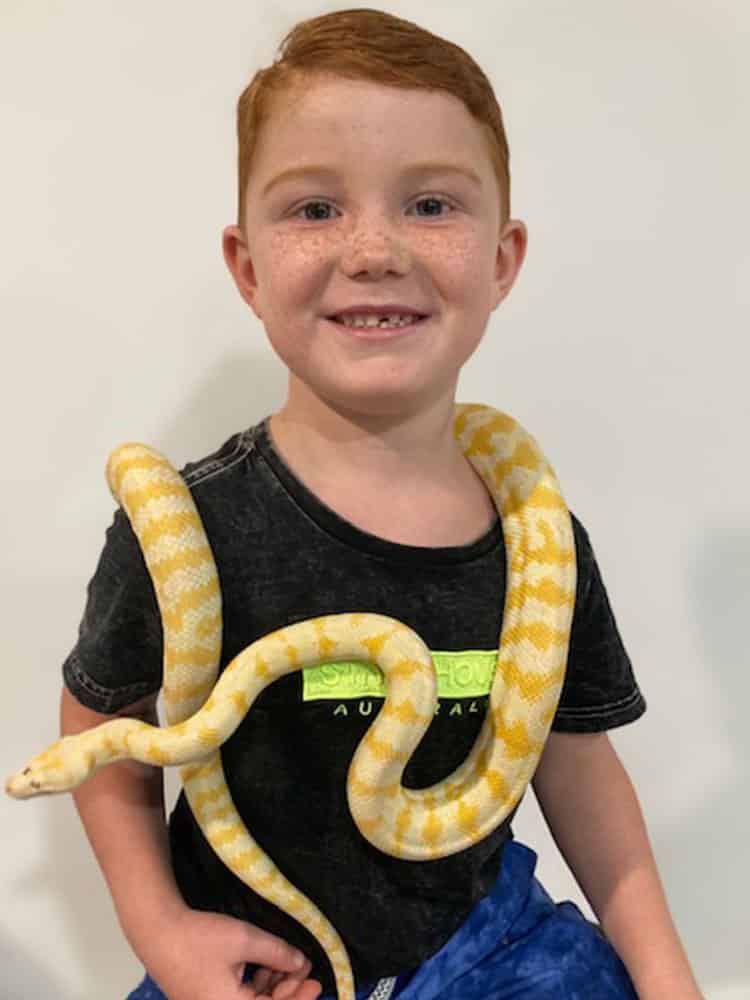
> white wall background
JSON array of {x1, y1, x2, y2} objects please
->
[{"x1": 1, "y1": 2, "x2": 747, "y2": 998}]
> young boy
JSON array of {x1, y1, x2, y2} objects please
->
[{"x1": 59, "y1": 9, "x2": 703, "y2": 1000}]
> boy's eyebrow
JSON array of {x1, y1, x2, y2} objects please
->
[{"x1": 260, "y1": 161, "x2": 483, "y2": 198}]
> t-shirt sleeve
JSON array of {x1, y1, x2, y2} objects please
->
[
  {"x1": 62, "y1": 506, "x2": 163, "y2": 714},
  {"x1": 551, "y1": 514, "x2": 647, "y2": 732}
]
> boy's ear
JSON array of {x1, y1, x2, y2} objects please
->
[
  {"x1": 491, "y1": 219, "x2": 528, "y2": 312},
  {"x1": 222, "y1": 225, "x2": 263, "y2": 320}
]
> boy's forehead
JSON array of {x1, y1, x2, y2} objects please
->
[
  {"x1": 274, "y1": 73, "x2": 472, "y2": 128},
  {"x1": 258, "y1": 74, "x2": 487, "y2": 169}
]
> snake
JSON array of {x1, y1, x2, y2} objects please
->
[{"x1": 6, "y1": 402, "x2": 576, "y2": 1000}]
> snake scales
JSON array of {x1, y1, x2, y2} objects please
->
[{"x1": 6, "y1": 402, "x2": 576, "y2": 999}]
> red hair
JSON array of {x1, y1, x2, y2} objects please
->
[{"x1": 234, "y1": 8, "x2": 511, "y2": 232}]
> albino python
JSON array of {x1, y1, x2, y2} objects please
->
[{"x1": 6, "y1": 403, "x2": 576, "y2": 1000}]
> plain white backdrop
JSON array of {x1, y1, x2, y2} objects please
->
[{"x1": 1, "y1": 2, "x2": 747, "y2": 998}]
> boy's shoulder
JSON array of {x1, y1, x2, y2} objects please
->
[{"x1": 178, "y1": 420, "x2": 264, "y2": 490}]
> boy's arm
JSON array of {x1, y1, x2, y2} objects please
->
[
  {"x1": 531, "y1": 731, "x2": 703, "y2": 999},
  {"x1": 60, "y1": 686, "x2": 319, "y2": 1000},
  {"x1": 60, "y1": 686, "x2": 188, "y2": 952}
]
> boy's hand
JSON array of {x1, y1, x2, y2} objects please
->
[{"x1": 139, "y1": 905, "x2": 322, "y2": 1000}]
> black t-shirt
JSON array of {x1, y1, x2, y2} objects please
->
[{"x1": 63, "y1": 418, "x2": 646, "y2": 993}]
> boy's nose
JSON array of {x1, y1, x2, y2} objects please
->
[{"x1": 339, "y1": 227, "x2": 411, "y2": 272}]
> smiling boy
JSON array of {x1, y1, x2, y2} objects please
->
[{"x1": 59, "y1": 9, "x2": 702, "y2": 1000}]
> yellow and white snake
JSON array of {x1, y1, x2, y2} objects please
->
[{"x1": 6, "y1": 403, "x2": 576, "y2": 1000}]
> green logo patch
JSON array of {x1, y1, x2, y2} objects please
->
[{"x1": 302, "y1": 650, "x2": 498, "y2": 701}]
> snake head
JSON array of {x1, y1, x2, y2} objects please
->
[{"x1": 5, "y1": 738, "x2": 85, "y2": 799}]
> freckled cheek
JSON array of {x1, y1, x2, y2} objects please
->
[
  {"x1": 438, "y1": 239, "x2": 491, "y2": 299},
  {"x1": 264, "y1": 233, "x2": 331, "y2": 311},
  {"x1": 409, "y1": 230, "x2": 490, "y2": 305}
]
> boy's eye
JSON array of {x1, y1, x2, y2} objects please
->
[
  {"x1": 294, "y1": 201, "x2": 333, "y2": 222},
  {"x1": 291, "y1": 195, "x2": 456, "y2": 222}
]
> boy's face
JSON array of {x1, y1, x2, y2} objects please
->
[{"x1": 223, "y1": 73, "x2": 526, "y2": 419}]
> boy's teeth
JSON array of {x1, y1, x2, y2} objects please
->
[{"x1": 337, "y1": 314, "x2": 420, "y2": 328}]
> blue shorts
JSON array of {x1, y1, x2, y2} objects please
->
[{"x1": 127, "y1": 841, "x2": 637, "y2": 1000}]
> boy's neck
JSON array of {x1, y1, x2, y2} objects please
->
[
  {"x1": 270, "y1": 387, "x2": 464, "y2": 483},
  {"x1": 266, "y1": 387, "x2": 498, "y2": 547}
]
